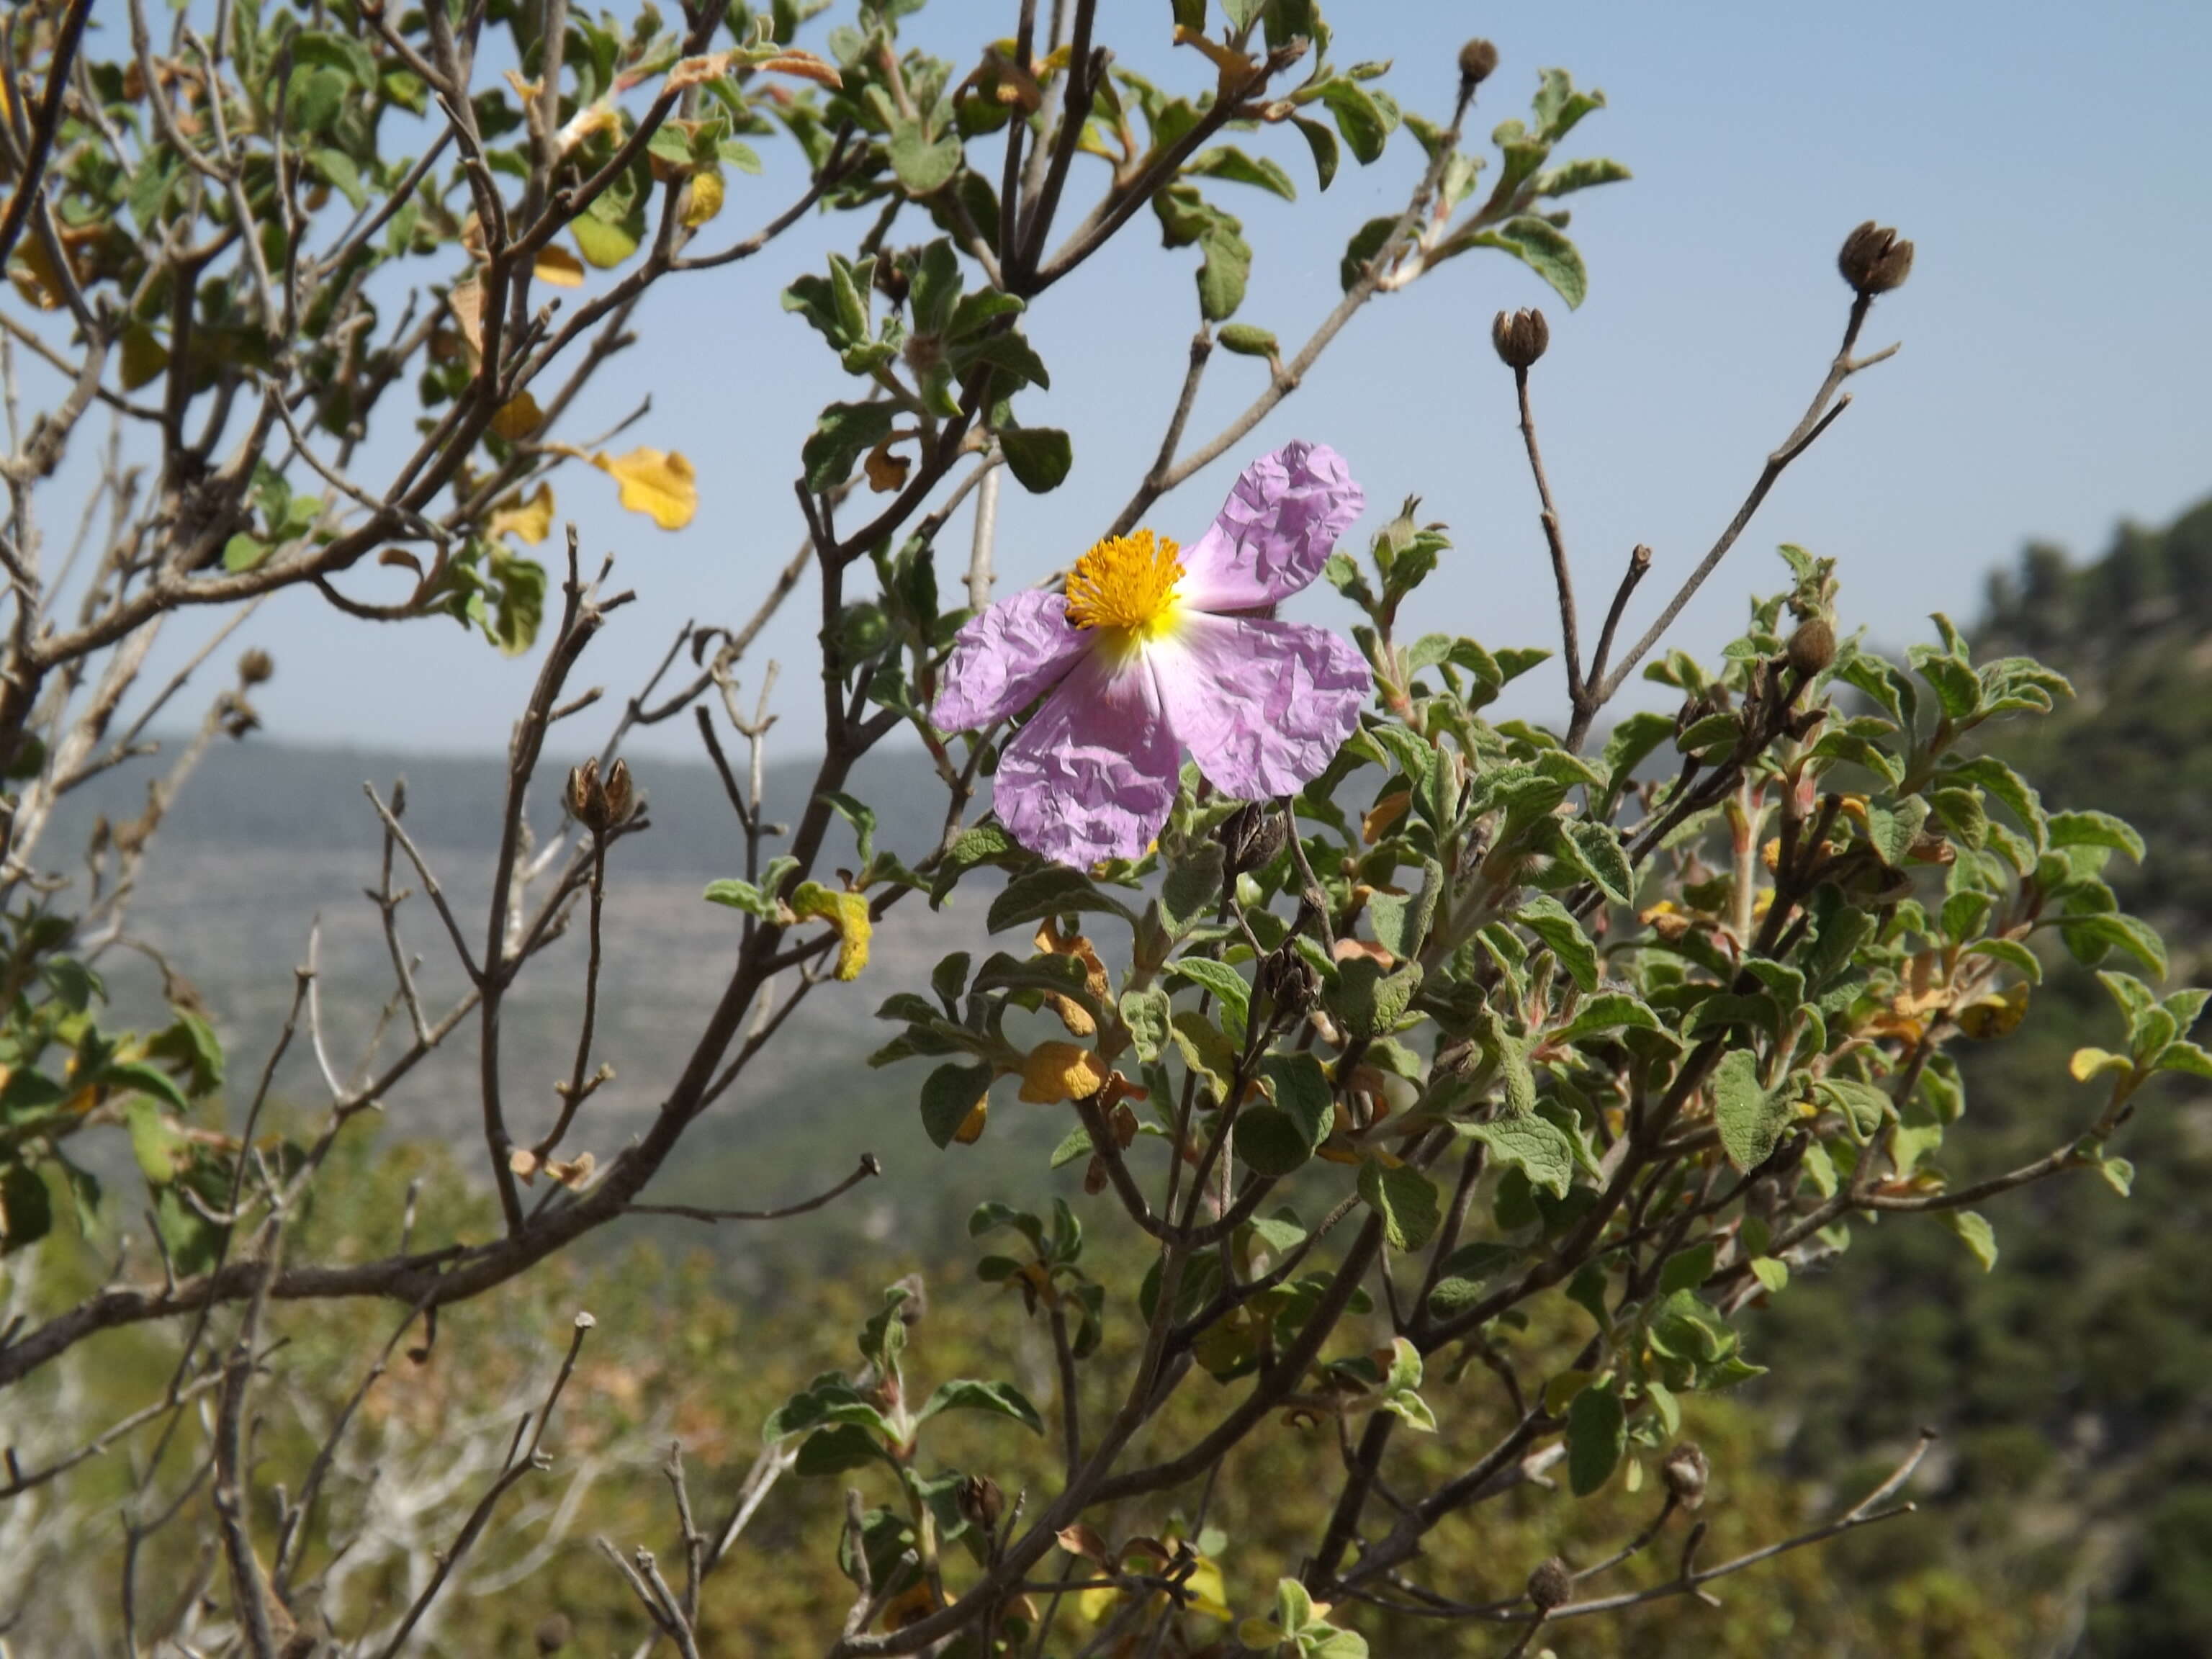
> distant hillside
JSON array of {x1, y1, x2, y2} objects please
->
[{"x1": 42, "y1": 734, "x2": 953, "y2": 873}]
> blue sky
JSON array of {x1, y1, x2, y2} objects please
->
[{"x1": 195, "y1": 0, "x2": 2212, "y2": 755}]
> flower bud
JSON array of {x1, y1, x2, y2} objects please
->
[
  {"x1": 1457, "y1": 38, "x2": 1500, "y2": 86},
  {"x1": 568, "y1": 759, "x2": 611, "y2": 832},
  {"x1": 237, "y1": 648, "x2": 274, "y2": 685},
  {"x1": 1784, "y1": 617, "x2": 1836, "y2": 679},
  {"x1": 1526, "y1": 1555, "x2": 1573, "y2": 1613},
  {"x1": 1837, "y1": 220, "x2": 1914, "y2": 296},
  {"x1": 1218, "y1": 799, "x2": 1286, "y2": 877},
  {"x1": 956, "y1": 1473, "x2": 1004, "y2": 1532},
  {"x1": 1662, "y1": 1441, "x2": 1711, "y2": 1508},
  {"x1": 1491, "y1": 307, "x2": 1550, "y2": 369}
]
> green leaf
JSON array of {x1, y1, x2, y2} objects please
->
[
  {"x1": 794, "y1": 1424, "x2": 891, "y2": 1476},
  {"x1": 1555, "y1": 992, "x2": 1660, "y2": 1044},
  {"x1": 920, "y1": 1061, "x2": 993, "y2": 1148},
  {"x1": 1462, "y1": 1115, "x2": 1576, "y2": 1199},
  {"x1": 917, "y1": 1377, "x2": 1046, "y2": 1434},
  {"x1": 801, "y1": 401, "x2": 896, "y2": 492},
  {"x1": 1238, "y1": 1052, "x2": 1334, "y2": 1176},
  {"x1": 703, "y1": 878, "x2": 780, "y2": 919},
  {"x1": 2048, "y1": 809, "x2": 2146, "y2": 864},
  {"x1": 889, "y1": 120, "x2": 962, "y2": 194},
  {"x1": 1712, "y1": 1049, "x2": 1790, "y2": 1171},
  {"x1": 123, "y1": 1100, "x2": 192, "y2": 1186},
  {"x1": 1318, "y1": 78, "x2": 1391, "y2": 164},
  {"x1": 1358, "y1": 1159, "x2": 1439, "y2": 1251},
  {"x1": 1196, "y1": 226, "x2": 1251, "y2": 321},
  {"x1": 1567, "y1": 1379, "x2": 1627, "y2": 1496},
  {"x1": 1964, "y1": 938, "x2": 2043, "y2": 984},
  {"x1": 571, "y1": 212, "x2": 639, "y2": 269},
  {"x1": 2061, "y1": 912, "x2": 2167, "y2": 978},
  {"x1": 1515, "y1": 896, "x2": 1597, "y2": 992},
  {"x1": 1168, "y1": 958, "x2": 1251, "y2": 1034},
  {"x1": 987, "y1": 865, "x2": 1128, "y2": 932},
  {"x1": 1367, "y1": 860, "x2": 1441, "y2": 958},
  {"x1": 1215, "y1": 323, "x2": 1279, "y2": 358},
  {"x1": 1184, "y1": 145, "x2": 1296, "y2": 199},
  {"x1": 998, "y1": 426, "x2": 1073, "y2": 493},
  {"x1": 1290, "y1": 114, "x2": 1340, "y2": 189},
  {"x1": 1480, "y1": 216, "x2": 1588, "y2": 308},
  {"x1": 0, "y1": 1162, "x2": 53, "y2": 1254},
  {"x1": 1120, "y1": 986, "x2": 1172, "y2": 1063},
  {"x1": 1942, "y1": 1210, "x2": 2000, "y2": 1272}
]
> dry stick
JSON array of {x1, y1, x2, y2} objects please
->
[
  {"x1": 1515, "y1": 361, "x2": 1585, "y2": 706},
  {"x1": 369, "y1": 1313, "x2": 595, "y2": 1659},
  {"x1": 0, "y1": 0, "x2": 94, "y2": 271},
  {"x1": 624, "y1": 1154, "x2": 881, "y2": 1225},
  {"x1": 1570, "y1": 291, "x2": 1897, "y2": 750},
  {"x1": 1104, "y1": 70, "x2": 1479, "y2": 538}
]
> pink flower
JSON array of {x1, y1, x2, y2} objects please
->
[{"x1": 932, "y1": 441, "x2": 1370, "y2": 867}]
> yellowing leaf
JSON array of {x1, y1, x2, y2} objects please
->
[
  {"x1": 1019, "y1": 1041, "x2": 1107, "y2": 1104},
  {"x1": 120, "y1": 323, "x2": 169, "y2": 391},
  {"x1": 790, "y1": 882, "x2": 871, "y2": 980},
  {"x1": 572, "y1": 214, "x2": 639, "y2": 269},
  {"x1": 863, "y1": 439, "x2": 911, "y2": 495},
  {"x1": 593, "y1": 446, "x2": 697, "y2": 529},
  {"x1": 1180, "y1": 1557, "x2": 1232, "y2": 1622},
  {"x1": 953, "y1": 1097, "x2": 988, "y2": 1144},
  {"x1": 1956, "y1": 980, "x2": 2029, "y2": 1040},
  {"x1": 2069, "y1": 1046, "x2": 2131, "y2": 1083},
  {"x1": 491, "y1": 390, "x2": 544, "y2": 441},
  {"x1": 446, "y1": 276, "x2": 486, "y2": 357},
  {"x1": 488, "y1": 482, "x2": 554, "y2": 547},
  {"x1": 682, "y1": 168, "x2": 725, "y2": 228},
  {"x1": 7, "y1": 236, "x2": 69, "y2": 310},
  {"x1": 534, "y1": 245, "x2": 587, "y2": 287}
]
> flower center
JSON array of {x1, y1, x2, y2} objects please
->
[{"x1": 1064, "y1": 529, "x2": 1184, "y2": 638}]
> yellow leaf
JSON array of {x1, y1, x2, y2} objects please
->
[
  {"x1": 682, "y1": 168, "x2": 725, "y2": 228},
  {"x1": 1956, "y1": 980, "x2": 2030, "y2": 1040},
  {"x1": 1179, "y1": 1557, "x2": 1231, "y2": 1622},
  {"x1": 1362, "y1": 788, "x2": 1408, "y2": 845},
  {"x1": 593, "y1": 446, "x2": 698, "y2": 530},
  {"x1": 953, "y1": 1097, "x2": 988, "y2": 1144},
  {"x1": 863, "y1": 439, "x2": 911, "y2": 495},
  {"x1": 120, "y1": 323, "x2": 169, "y2": 391},
  {"x1": 7, "y1": 236, "x2": 69, "y2": 311},
  {"x1": 488, "y1": 482, "x2": 554, "y2": 547},
  {"x1": 490, "y1": 390, "x2": 543, "y2": 441},
  {"x1": 1019, "y1": 1041, "x2": 1107, "y2": 1104},
  {"x1": 446, "y1": 276, "x2": 485, "y2": 357},
  {"x1": 2069, "y1": 1046, "x2": 2131, "y2": 1082},
  {"x1": 790, "y1": 882, "x2": 871, "y2": 980},
  {"x1": 534, "y1": 246, "x2": 587, "y2": 287},
  {"x1": 1075, "y1": 1586, "x2": 1118, "y2": 1624}
]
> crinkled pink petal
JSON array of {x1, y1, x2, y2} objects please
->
[
  {"x1": 994, "y1": 649, "x2": 1180, "y2": 866},
  {"x1": 1174, "y1": 440, "x2": 1365, "y2": 611},
  {"x1": 931, "y1": 589, "x2": 1090, "y2": 731},
  {"x1": 1152, "y1": 613, "x2": 1370, "y2": 801}
]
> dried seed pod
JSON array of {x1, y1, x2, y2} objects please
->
[
  {"x1": 568, "y1": 759, "x2": 611, "y2": 831},
  {"x1": 1256, "y1": 940, "x2": 1323, "y2": 1022},
  {"x1": 237, "y1": 648, "x2": 274, "y2": 685},
  {"x1": 1457, "y1": 38, "x2": 1500, "y2": 86},
  {"x1": 602, "y1": 757, "x2": 635, "y2": 824},
  {"x1": 1218, "y1": 799, "x2": 1287, "y2": 876},
  {"x1": 1491, "y1": 307, "x2": 1550, "y2": 369},
  {"x1": 1785, "y1": 616, "x2": 1837, "y2": 678},
  {"x1": 1527, "y1": 1555, "x2": 1574, "y2": 1613},
  {"x1": 1838, "y1": 220, "x2": 1915, "y2": 295},
  {"x1": 956, "y1": 1473, "x2": 1004, "y2": 1532},
  {"x1": 1662, "y1": 1441, "x2": 1712, "y2": 1508}
]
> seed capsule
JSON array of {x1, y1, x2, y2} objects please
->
[
  {"x1": 1838, "y1": 220, "x2": 1915, "y2": 295},
  {"x1": 1491, "y1": 307, "x2": 1550, "y2": 369}
]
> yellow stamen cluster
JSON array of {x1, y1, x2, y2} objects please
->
[{"x1": 1064, "y1": 529, "x2": 1184, "y2": 637}]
